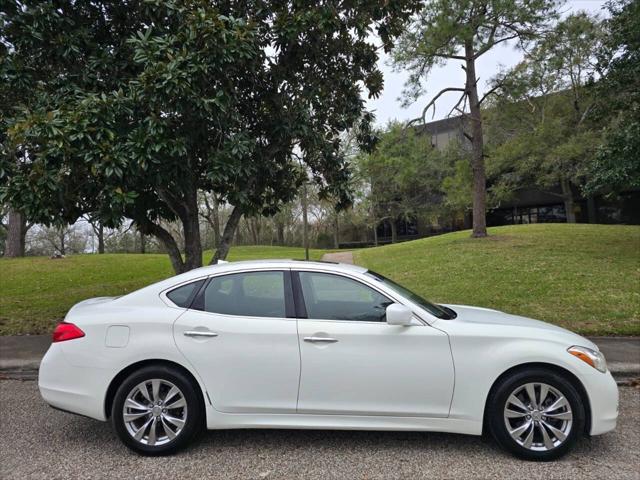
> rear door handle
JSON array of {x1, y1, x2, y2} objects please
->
[
  {"x1": 304, "y1": 336, "x2": 338, "y2": 343},
  {"x1": 184, "y1": 330, "x2": 218, "y2": 338}
]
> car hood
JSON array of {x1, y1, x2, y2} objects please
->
[{"x1": 440, "y1": 304, "x2": 597, "y2": 349}]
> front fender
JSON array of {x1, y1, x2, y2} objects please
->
[{"x1": 445, "y1": 330, "x2": 598, "y2": 426}]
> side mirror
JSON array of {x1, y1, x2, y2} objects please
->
[{"x1": 386, "y1": 303, "x2": 413, "y2": 326}]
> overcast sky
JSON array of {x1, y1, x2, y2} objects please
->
[{"x1": 367, "y1": 0, "x2": 608, "y2": 126}]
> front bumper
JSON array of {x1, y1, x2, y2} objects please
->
[
  {"x1": 584, "y1": 369, "x2": 618, "y2": 435},
  {"x1": 38, "y1": 343, "x2": 109, "y2": 421}
]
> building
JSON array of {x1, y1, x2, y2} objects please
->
[{"x1": 373, "y1": 116, "x2": 640, "y2": 244}]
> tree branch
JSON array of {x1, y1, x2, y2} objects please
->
[
  {"x1": 138, "y1": 219, "x2": 185, "y2": 273},
  {"x1": 479, "y1": 82, "x2": 503, "y2": 105},
  {"x1": 407, "y1": 87, "x2": 467, "y2": 127},
  {"x1": 210, "y1": 206, "x2": 243, "y2": 264},
  {"x1": 474, "y1": 33, "x2": 520, "y2": 59},
  {"x1": 432, "y1": 53, "x2": 467, "y2": 61},
  {"x1": 447, "y1": 91, "x2": 469, "y2": 118}
]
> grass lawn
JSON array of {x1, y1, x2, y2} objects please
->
[
  {"x1": 0, "y1": 246, "x2": 327, "y2": 335},
  {"x1": 355, "y1": 224, "x2": 640, "y2": 336}
]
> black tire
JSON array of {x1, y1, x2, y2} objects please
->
[
  {"x1": 487, "y1": 368, "x2": 586, "y2": 461},
  {"x1": 111, "y1": 365, "x2": 204, "y2": 455}
]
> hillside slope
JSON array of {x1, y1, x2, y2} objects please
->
[
  {"x1": 0, "y1": 246, "x2": 326, "y2": 335},
  {"x1": 355, "y1": 224, "x2": 639, "y2": 335}
]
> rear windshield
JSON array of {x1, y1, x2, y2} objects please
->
[{"x1": 364, "y1": 270, "x2": 455, "y2": 320}]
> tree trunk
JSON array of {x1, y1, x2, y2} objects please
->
[
  {"x1": 97, "y1": 223, "x2": 105, "y2": 254},
  {"x1": 59, "y1": 229, "x2": 66, "y2": 255},
  {"x1": 561, "y1": 179, "x2": 577, "y2": 223},
  {"x1": 140, "y1": 232, "x2": 146, "y2": 253},
  {"x1": 182, "y1": 188, "x2": 203, "y2": 271},
  {"x1": 247, "y1": 217, "x2": 260, "y2": 245},
  {"x1": 465, "y1": 41, "x2": 488, "y2": 238},
  {"x1": 210, "y1": 196, "x2": 221, "y2": 248},
  {"x1": 302, "y1": 182, "x2": 309, "y2": 260},
  {"x1": 373, "y1": 223, "x2": 378, "y2": 247},
  {"x1": 390, "y1": 219, "x2": 398, "y2": 244},
  {"x1": 275, "y1": 219, "x2": 285, "y2": 245},
  {"x1": 587, "y1": 197, "x2": 597, "y2": 224},
  {"x1": 4, "y1": 209, "x2": 27, "y2": 257},
  {"x1": 333, "y1": 212, "x2": 339, "y2": 249},
  {"x1": 210, "y1": 206, "x2": 243, "y2": 264},
  {"x1": 142, "y1": 221, "x2": 185, "y2": 273}
]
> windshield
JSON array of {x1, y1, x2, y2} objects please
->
[{"x1": 364, "y1": 270, "x2": 456, "y2": 320}]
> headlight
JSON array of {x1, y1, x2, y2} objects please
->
[{"x1": 568, "y1": 346, "x2": 607, "y2": 373}]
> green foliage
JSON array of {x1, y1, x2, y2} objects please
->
[
  {"x1": 355, "y1": 224, "x2": 640, "y2": 336},
  {"x1": 0, "y1": 0, "x2": 419, "y2": 271},
  {"x1": 392, "y1": 0, "x2": 560, "y2": 106},
  {"x1": 486, "y1": 12, "x2": 604, "y2": 203},
  {"x1": 357, "y1": 122, "x2": 456, "y2": 227},
  {"x1": 585, "y1": 0, "x2": 640, "y2": 194},
  {"x1": 441, "y1": 150, "x2": 473, "y2": 215}
]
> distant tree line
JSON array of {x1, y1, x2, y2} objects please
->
[
  {"x1": 358, "y1": 0, "x2": 639, "y2": 236},
  {"x1": 1, "y1": 0, "x2": 637, "y2": 267}
]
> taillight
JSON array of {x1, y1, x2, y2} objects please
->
[{"x1": 52, "y1": 322, "x2": 85, "y2": 342}]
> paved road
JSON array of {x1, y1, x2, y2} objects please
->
[{"x1": 1, "y1": 380, "x2": 638, "y2": 480}]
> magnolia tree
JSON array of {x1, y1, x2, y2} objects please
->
[{"x1": 1, "y1": 0, "x2": 419, "y2": 273}]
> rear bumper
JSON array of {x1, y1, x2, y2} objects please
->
[
  {"x1": 584, "y1": 369, "x2": 618, "y2": 436},
  {"x1": 38, "y1": 344, "x2": 109, "y2": 421}
]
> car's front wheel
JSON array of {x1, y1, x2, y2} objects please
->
[
  {"x1": 111, "y1": 365, "x2": 204, "y2": 455},
  {"x1": 487, "y1": 368, "x2": 586, "y2": 461}
]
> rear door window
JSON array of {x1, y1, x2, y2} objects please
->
[{"x1": 199, "y1": 271, "x2": 287, "y2": 318}]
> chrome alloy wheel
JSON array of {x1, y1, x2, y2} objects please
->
[
  {"x1": 503, "y1": 382, "x2": 573, "y2": 451},
  {"x1": 123, "y1": 379, "x2": 188, "y2": 446}
]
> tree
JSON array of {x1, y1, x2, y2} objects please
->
[
  {"x1": 3, "y1": 208, "x2": 29, "y2": 257},
  {"x1": 585, "y1": 0, "x2": 640, "y2": 195},
  {"x1": 487, "y1": 12, "x2": 604, "y2": 221},
  {"x1": 28, "y1": 223, "x2": 87, "y2": 256},
  {"x1": 1, "y1": 0, "x2": 419, "y2": 273},
  {"x1": 358, "y1": 122, "x2": 453, "y2": 242},
  {"x1": 392, "y1": 0, "x2": 559, "y2": 237}
]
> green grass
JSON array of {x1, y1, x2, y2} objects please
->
[
  {"x1": 0, "y1": 245, "x2": 327, "y2": 335},
  {"x1": 354, "y1": 224, "x2": 640, "y2": 336},
  {"x1": 2, "y1": 225, "x2": 639, "y2": 336}
]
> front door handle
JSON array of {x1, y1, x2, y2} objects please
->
[
  {"x1": 304, "y1": 336, "x2": 338, "y2": 343},
  {"x1": 184, "y1": 330, "x2": 218, "y2": 338}
]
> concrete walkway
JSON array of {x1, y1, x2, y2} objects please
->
[
  {"x1": 321, "y1": 251, "x2": 354, "y2": 264},
  {"x1": 1, "y1": 333, "x2": 637, "y2": 382}
]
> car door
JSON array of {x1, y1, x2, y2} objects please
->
[
  {"x1": 294, "y1": 270, "x2": 455, "y2": 417},
  {"x1": 173, "y1": 269, "x2": 300, "y2": 414}
]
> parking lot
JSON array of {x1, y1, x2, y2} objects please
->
[{"x1": 1, "y1": 380, "x2": 638, "y2": 479}]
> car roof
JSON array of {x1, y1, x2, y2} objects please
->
[
  {"x1": 188, "y1": 259, "x2": 368, "y2": 276},
  {"x1": 117, "y1": 259, "x2": 369, "y2": 306}
]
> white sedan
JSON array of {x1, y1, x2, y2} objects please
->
[{"x1": 39, "y1": 260, "x2": 618, "y2": 460}]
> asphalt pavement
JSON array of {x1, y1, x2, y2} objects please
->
[{"x1": 0, "y1": 380, "x2": 638, "y2": 480}]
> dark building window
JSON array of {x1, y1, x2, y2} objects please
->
[
  {"x1": 487, "y1": 204, "x2": 567, "y2": 226},
  {"x1": 376, "y1": 217, "x2": 419, "y2": 240}
]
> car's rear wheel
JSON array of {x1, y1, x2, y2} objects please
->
[
  {"x1": 487, "y1": 368, "x2": 586, "y2": 461},
  {"x1": 111, "y1": 365, "x2": 204, "y2": 455}
]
